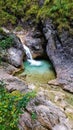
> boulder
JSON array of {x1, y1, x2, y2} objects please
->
[
  {"x1": 0, "y1": 62, "x2": 28, "y2": 92},
  {"x1": 0, "y1": 32, "x2": 25, "y2": 67}
]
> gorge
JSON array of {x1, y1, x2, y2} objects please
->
[{"x1": 0, "y1": 0, "x2": 73, "y2": 129}]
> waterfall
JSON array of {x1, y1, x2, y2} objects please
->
[
  {"x1": 23, "y1": 44, "x2": 41, "y2": 66},
  {"x1": 23, "y1": 44, "x2": 33, "y2": 60}
]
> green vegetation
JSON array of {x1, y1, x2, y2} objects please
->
[
  {"x1": 65, "y1": 93, "x2": 73, "y2": 106},
  {"x1": 31, "y1": 112, "x2": 37, "y2": 120},
  {"x1": 0, "y1": 0, "x2": 73, "y2": 29},
  {"x1": 0, "y1": 36, "x2": 13, "y2": 49},
  {"x1": 0, "y1": 80, "x2": 36, "y2": 130}
]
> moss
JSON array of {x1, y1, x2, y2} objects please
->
[
  {"x1": 65, "y1": 93, "x2": 73, "y2": 106},
  {"x1": 66, "y1": 113, "x2": 73, "y2": 120},
  {"x1": 0, "y1": 28, "x2": 5, "y2": 34},
  {"x1": 15, "y1": 26, "x2": 23, "y2": 31},
  {"x1": 0, "y1": 28, "x2": 7, "y2": 36}
]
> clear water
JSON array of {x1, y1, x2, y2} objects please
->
[
  {"x1": 24, "y1": 60, "x2": 52, "y2": 74},
  {"x1": 20, "y1": 60, "x2": 55, "y2": 85}
]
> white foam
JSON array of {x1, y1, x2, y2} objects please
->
[
  {"x1": 27, "y1": 59, "x2": 42, "y2": 66},
  {"x1": 23, "y1": 44, "x2": 42, "y2": 66}
]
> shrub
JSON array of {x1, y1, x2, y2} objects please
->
[
  {"x1": 0, "y1": 36, "x2": 13, "y2": 49},
  {"x1": 0, "y1": 80, "x2": 36, "y2": 130}
]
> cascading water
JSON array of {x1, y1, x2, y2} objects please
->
[
  {"x1": 23, "y1": 44, "x2": 41, "y2": 66},
  {"x1": 23, "y1": 44, "x2": 33, "y2": 60}
]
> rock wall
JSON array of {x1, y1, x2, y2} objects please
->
[{"x1": 41, "y1": 19, "x2": 73, "y2": 93}]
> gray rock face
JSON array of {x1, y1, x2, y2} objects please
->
[
  {"x1": 42, "y1": 19, "x2": 73, "y2": 93},
  {"x1": 19, "y1": 95, "x2": 71, "y2": 130},
  {"x1": 0, "y1": 33, "x2": 25, "y2": 67},
  {"x1": 8, "y1": 47, "x2": 23, "y2": 67}
]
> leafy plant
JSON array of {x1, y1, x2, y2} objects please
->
[
  {"x1": 31, "y1": 112, "x2": 37, "y2": 120},
  {"x1": 0, "y1": 36, "x2": 13, "y2": 49},
  {"x1": 0, "y1": 80, "x2": 36, "y2": 130}
]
